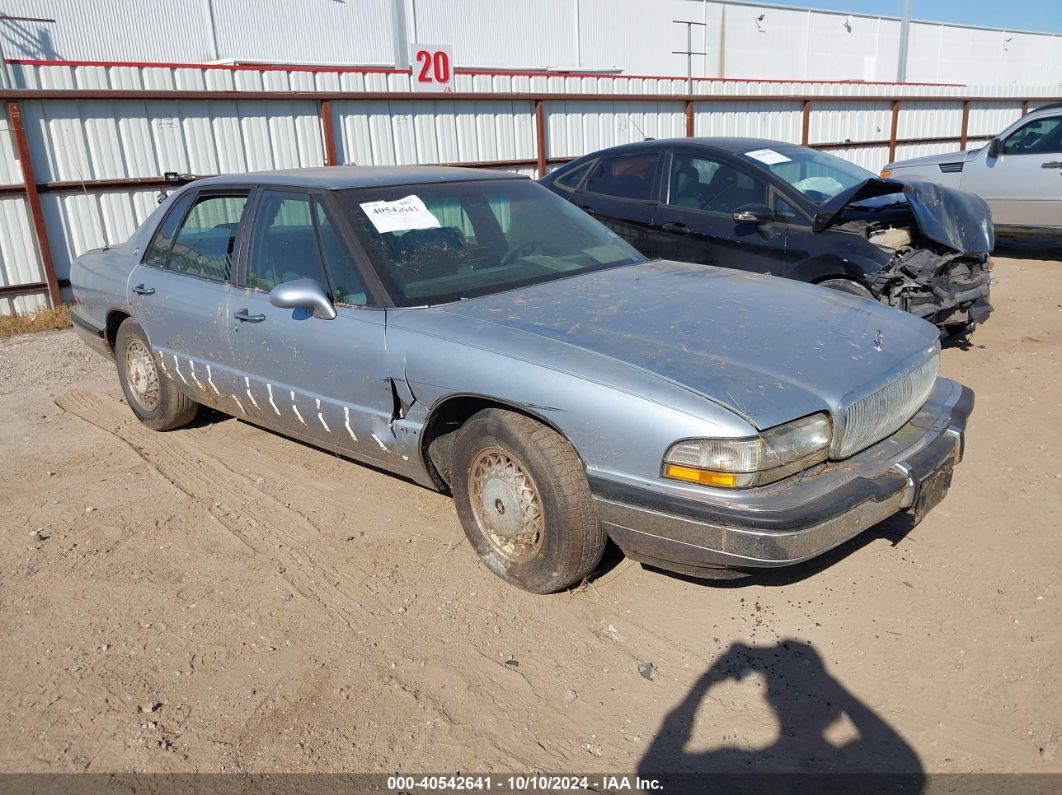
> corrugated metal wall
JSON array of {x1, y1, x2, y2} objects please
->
[
  {"x1": 1, "y1": 61, "x2": 1059, "y2": 314},
  {"x1": 2, "y1": 0, "x2": 1061, "y2": 84}
]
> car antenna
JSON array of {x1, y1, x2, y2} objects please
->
[
  {"x1": 78, "y1": 176, "x2": 110, "y2": 251},
  {"x1": 624, "y1": 114, "x2": 653, "y2": 142}
]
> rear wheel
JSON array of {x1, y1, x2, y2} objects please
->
[
  {"x1": 818, "y1": 278, "x2": 874, "y2": 299},
  {"x1": 115, "y1": 319, "x2": 198, "y2": 431},
  {"x1": 451, "y1": 409, "x2": 605, "y2": 593}
]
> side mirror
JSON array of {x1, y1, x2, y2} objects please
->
[
  {"x1": 987, "y1": 138, "x2": 1003, "y2": 158},
  {"x1": 733, "y1": 203, "x2": 775, "y2": 226},
  {"x1": 268, "y1": 278, "x2": 337, "y2": 320}
]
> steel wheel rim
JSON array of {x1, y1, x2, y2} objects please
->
[
  {"x1": 468, "y1": 446, "x2": 544, "y2": 564},
  {"x1": 125, "y1": 338, "x2": 160, "y2": 411}
]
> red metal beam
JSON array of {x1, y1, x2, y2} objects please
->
[
  {"x1": 0, "y1": 88, "x2": 1056, "y2": 104},
  {"x1": 0, "y1": 133, "x2": 997, "y2": 200},
  {"x1": 6, "y1": 101, "x2": 61, "y2": 308},
  {"x1": 685, "y1": 100, "x2": 694, "y2": 137},
  {"x1": 1022, "y1": 100, "x2": 1030, "y2": 116},
  {"x1": 320, "y1": 99, "x2": 338, "y2": 166},
  {"x1": 888, "y1": 100, "x2": 900, "y2": 163},
  {"x1": 801, "y1": 100, "x2": 811, "y2": 146},
  {"x1": 6, "y1": 57, "x2": 967, "y2": 87},
  {"x1": 959, "y1": 100, "x2": 970, "y2": 150},
  {"x1": 0, "y1": 281, "x2": 46, "y2": 298},
  {"x1": 534, "y1": 99, "x2": 548, "y2": 178}
]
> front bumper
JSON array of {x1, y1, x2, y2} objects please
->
[{"x1": 589, "y1": 378, "x2": 973, "y2": 577}]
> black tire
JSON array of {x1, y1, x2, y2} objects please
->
[
  {"x1": 818, "y1": 278, "x2": 875, "y2": 299},
  {"x1": 115, "y1": 318, "x2": 198, "y2": 431},
  {"x1": 451, "y1": 409, "x2": 605, "y2": 593}
]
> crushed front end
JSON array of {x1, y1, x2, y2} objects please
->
[
  {"x1": 869, "y1": 238, "x2": 992, "y2": 332},
  {"x1": 819, "y1": 177, "x2": 996, "y2": 334}
]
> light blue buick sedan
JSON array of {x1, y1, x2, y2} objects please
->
[{"x1": 70, "y1": 167, "x2": 972, "y2": 592}]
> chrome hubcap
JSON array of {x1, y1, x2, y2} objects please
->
[
  {"x1": 468, "y1": 447, "x2": 544, "y2": 563},
  {"x1": 125, "y1": 338, "x2": 160, "y2": 411}
]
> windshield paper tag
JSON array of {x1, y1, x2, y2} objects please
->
[
  {"x1": 359, "y1": 195, "x2": 441, "y2": 234},
  {"x1": 744, "y1": 148, "x2": 791, "y2": 165}
]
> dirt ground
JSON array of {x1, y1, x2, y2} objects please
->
[{"x1": 0, "y1": 252, "x2": 1059, "y2": 778}]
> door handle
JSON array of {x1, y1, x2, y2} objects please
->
[
  {"x1": 132, "y1": 283, "x2": 155, "y2": 296},
  {"x1": 661, "y1": 221, "x2": 691, "y2": 235},
  {"x1": 1041, "y1": 161, "x2": 1062, "y2": 168},
  {"x1": 233, "y1": 308, "x2": 266, "y2": 323}
]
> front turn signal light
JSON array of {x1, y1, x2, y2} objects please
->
[
  {"x1": 663, "y1": 465, "x2": 738, "y2": 488},
  {"x1": 880, "y1": 169, "x2": 891, "y2": 179}
]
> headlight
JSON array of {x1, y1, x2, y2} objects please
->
[{"x1": 663, "y1": 414, "x2": 832, "y2": 488}]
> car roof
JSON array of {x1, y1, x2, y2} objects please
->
[
  {"x1": 191, "y1": 165, "x2": 528, "y2": 190},
  {"x1": 574, "y1": 137, "x2": 800, "y2": 157}
]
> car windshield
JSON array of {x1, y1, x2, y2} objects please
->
[
  {"x1": 339, "y1": 179, "x2": 645, "y2": 307},
  {"x1": 739, "y1": 146, "x2": 874, "y2": 203}
]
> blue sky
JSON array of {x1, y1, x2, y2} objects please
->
[{"x1": 769, "y1": 1, "x2": 1062, "y2": 34}]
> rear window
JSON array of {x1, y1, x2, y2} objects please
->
[
  {"x1": 582, "y1": 153, "x2": 659, "y2": 201},
  {"x1": 553, "y1": 161, "x2": 595, "y2": 190}
]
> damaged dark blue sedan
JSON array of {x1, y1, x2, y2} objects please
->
[
  {"x1": 70, "y1": 167, "x2": 972, "y2": 593},
  {"x1": 542, "y1": 138, "x2": 994, "y2": 334}
]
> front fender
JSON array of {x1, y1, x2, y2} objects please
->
[{"x1": 788, "y1": 251, "x2": 889, "y2": 290}]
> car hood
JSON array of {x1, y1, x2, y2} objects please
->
[
  {"x1": 812, "y1": 177, "x2": 994, "y2": 255},
  {"x1": 886, "y1": 149, "x2": 974, "y2": 169},
  {"x1": 435, "y1": 261, "x2": 939, "y2": 430}
]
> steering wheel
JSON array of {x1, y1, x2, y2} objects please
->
[
  {"x1": 500, "y1": 239, "x2": 546, "y2": 266},
  {"x1": 803, "y1": 189, "x2": 831, "y2": 203}
]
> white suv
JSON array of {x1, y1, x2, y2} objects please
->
[{"x1": 883, "y1": 103, "x2": 1062, "y2": 235}]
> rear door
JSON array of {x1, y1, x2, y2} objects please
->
[
  {"x1": 128, "y1": 188, "x2": 250, "y2": 413},
  {"x1": 960, "y1": 113, "x2": 1062, "y2": 229},
  {"x1": 570, "y1": 151, "x2": 660, "y2": 255},
  {"x1": 229, "y1": 188, "x2": 395, "y2": 463},
  {"x1": 650, "y1": 150, "x2": 790, "y2": 273}
]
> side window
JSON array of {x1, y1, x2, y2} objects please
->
[
  {"x1": 246, "y1": 191, "x2": 329, "y2": 293},
  {"x1": 313, "y1": 199, "x2": 366, "y2": 306},
  {"x1": 583, "y1": 153, "x2": 659, "y2": 201},
  {"x1": 1002, "y1": 116, "x2": 1062, "y2": 155},
  {"x1": 553, "y1": 161, "x2": 595, "y2": 191},
  {"x1": 143, "y1": 192, "x2": 195, "y2": 268},
  {"x1": 667, "y1": 154, "x2": 768, "y2": 214},
  {"x1": 773, "y1": 195, "x2": 803, "y2": 223},
  {"x1": 166, "y1": 193, "x2": 248, "y2": 281}
]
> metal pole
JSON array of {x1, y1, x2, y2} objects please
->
[
  {"x1": 391, "y1": 0, "x2": 410, "y2": 70},
  {"x1": 896, "y1": 0, "x2": 912, "y2": 83},
  {"x1": 686, "y1": 22, "x2": 693, "y2": 94},
  {"x1": 7, "y1": 100, "x2": 62, "y2": 308},
  {"x1": 672, "y1": 20, "x2": 707, "y2": 95}
]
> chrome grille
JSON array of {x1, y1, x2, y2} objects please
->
[{"x1": 836, "y1": 354, "x2": 939, "y2": 458}]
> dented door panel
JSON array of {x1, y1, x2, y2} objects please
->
[{"x1": 227, "y1": 295, "x2": 397, "y2": 466}]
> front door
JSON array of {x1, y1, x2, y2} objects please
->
[
  {"x1": 961, "y1": 113, "x2": 1062, "y2": 229},
  {"x1": 128, "y1": 188, "x2": 250, "y2": 414},
  {"x1": 229, "y1": 189, "x2": 395, "y2": 465},
  {"x1": 650, "y1": 150, "x2": 789, "y2": 273}
]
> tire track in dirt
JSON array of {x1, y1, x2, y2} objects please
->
[
  {"x1": 54, "y1": 391, "x2": 591, "y2": 769},
  {"x1": 56, "y1": 391, "x2": 376, "y2": 629}
]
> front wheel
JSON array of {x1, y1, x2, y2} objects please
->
[
  {"x1": 451, "y1": 409, "x2": 606, "y2": 593},
  {"x1": 115, "y1": 318, "x2": 198, "y2": 431}
]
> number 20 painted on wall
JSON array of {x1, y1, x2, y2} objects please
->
[{"x1": 414, "y1": 47, "x2": 453, "y2": 91}]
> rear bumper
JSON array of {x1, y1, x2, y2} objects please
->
[
  {"x1": 589, "y1": 379, "x2": 973, "y2": 576},
  {"x1": 69, "y1": 306, "x2": 113, "y2": 360}
]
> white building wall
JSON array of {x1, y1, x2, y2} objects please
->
[{"x1": 1, "y1": 1, "x2": 1060, "y2": 85}]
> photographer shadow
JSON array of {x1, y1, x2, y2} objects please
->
[{"x1": 638, "y1": 640, "x2": 924, "y2": 794}]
